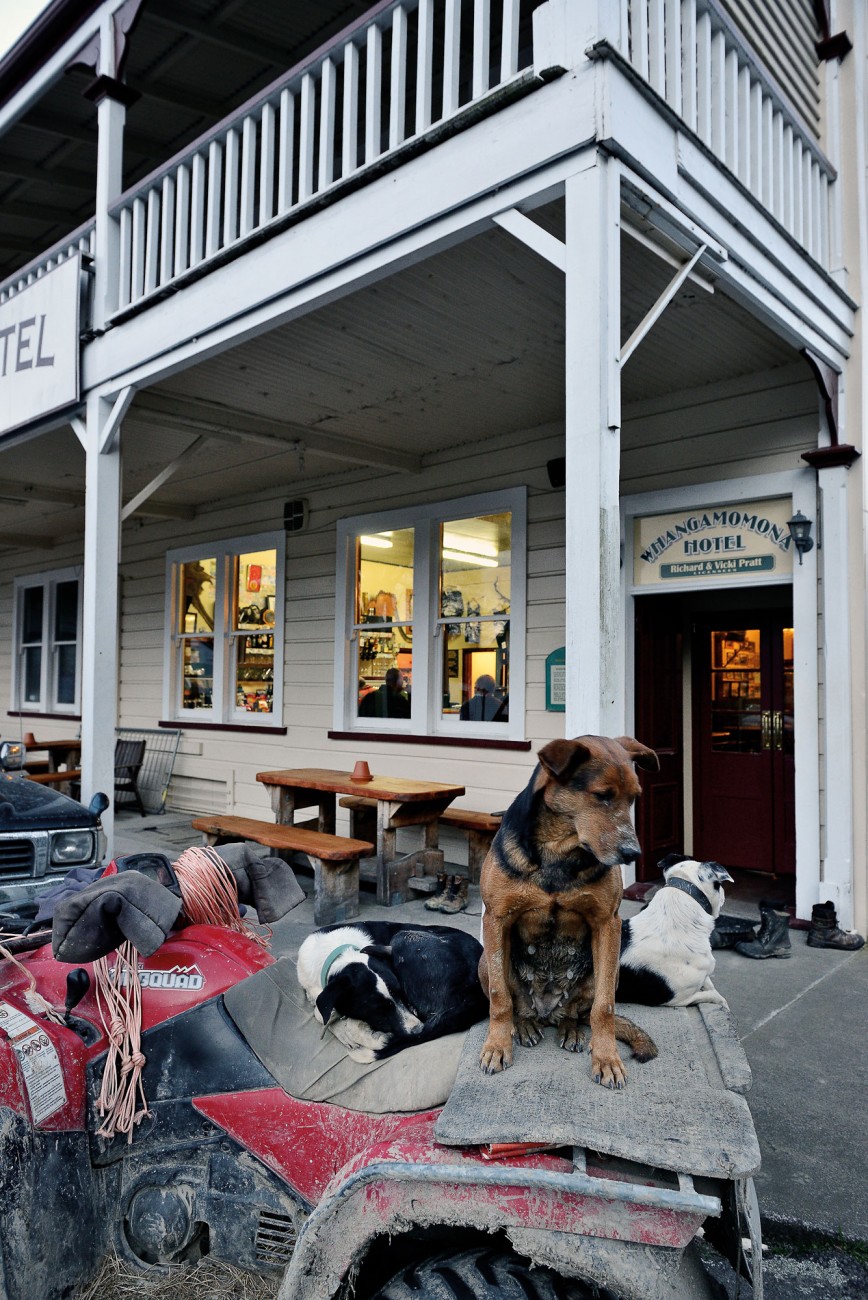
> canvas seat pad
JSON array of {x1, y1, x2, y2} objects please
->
[
  {"x1": 435, "y1": 1003, "x2": 760, "y2": 1178},
  {"x1": 224, "y1": 957, "x2": 465, "y2": 1113}
]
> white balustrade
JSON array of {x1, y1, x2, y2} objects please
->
[
  {"x1": 622, "y1": 0, "x2": 836, "y2": 269},
  {"x1": 0, "y1": 223, "x2": 95, "y2": 306},
  {"x1": 109, "y1": 0, "x2": 530, "y2": 312}
]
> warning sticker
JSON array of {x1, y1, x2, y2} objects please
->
[{"x1": 0, "y1": 1000, "x2": 67, "y2": 1125}]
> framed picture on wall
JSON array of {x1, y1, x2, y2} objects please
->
[{"x1": 447, "y1": 650, "x2": 459, "y2": 678}]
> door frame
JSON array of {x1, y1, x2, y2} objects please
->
[{"x1": 621, "y1": 471, "x2": 820, "y2": 921}]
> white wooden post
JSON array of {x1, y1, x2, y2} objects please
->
[
  {"x1": 817, "y1": 463, "x2": 855, "y2": 927},
  {"x1": 92, "y1": 92, "x2": 126, "y2": 328},
  {"x1": 564, "y1": 155, "x2": 622, "y2": 737},
  {"x1": 80, "y1": 389, "x2": 131, "y2": 856}
]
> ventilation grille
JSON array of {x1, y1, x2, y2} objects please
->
[
  {"x1": 0, "y1": 838, "x2": 36, "y2": 877},
  {"x1": 166, "y1": 775, "x2": 228, "y2": 814},
  {"x1": 254, "y1": 1209, "x2": 296, "y2": 1267}
]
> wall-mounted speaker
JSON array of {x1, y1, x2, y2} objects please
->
[
  {"x1": 546, "y1": 457, "x2": 566, "y2": 489},
  {"x1": 284, "y1": 499, "x2": 309, "y2": 532}
]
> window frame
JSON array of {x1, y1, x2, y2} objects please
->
[
  {"x1": 11, "y1": 567, "x2": 83, "y2": 715},
  {"x1": 335, "y1": 488, "x2": 526, "y2": 740},
  {"x1": 163, "y1": 531, "x2": 285, "y2": 727}
]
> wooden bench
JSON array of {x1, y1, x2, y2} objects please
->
[
  {"x1": 339, "y1": 797, "x2": 501, "y2": 883},
  {"x1": 26, "y1": 769, "x2": 82, "y2": 789},
  {"x1": 191, "y1": 814, "x2": 373, "y2": 926}
]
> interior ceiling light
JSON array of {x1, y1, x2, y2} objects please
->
[
  {"x1": 360, "y1": 534, "x2": 393, "y2": 548},
  {"x1": 442, "y1": 532, "x2": 498, "y2": 557},
  {"x1": 442, "y1": 548, "x2": 498, "y2": 568}
]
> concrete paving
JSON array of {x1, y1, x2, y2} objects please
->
[{"x1": 112, "y1": 810, "x2": 868, "y2": 1250}]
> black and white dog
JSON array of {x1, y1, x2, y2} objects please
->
[
  {"x1": 297, "y1": 921, "x2": 489, "y2": 1063},
  {"x1": 618, "y1": 854, "x2": 733, "y2": 1008}
]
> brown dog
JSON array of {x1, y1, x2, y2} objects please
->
[{"x1": 479, "y1": 735, "x2": 659, "y2": 1088}]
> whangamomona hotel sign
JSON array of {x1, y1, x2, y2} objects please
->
[{"x1": 633, "y1": 500, "x2": 794, "y2": 587}]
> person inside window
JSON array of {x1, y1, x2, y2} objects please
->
[
  {"x1": 358, "y1": 667, "x2": 411, "y2": 719},
  {"x1": 460, "y1": 674, "x2": 506, "y2": 722}
]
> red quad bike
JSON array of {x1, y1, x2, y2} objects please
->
[{"x1": 0, "y1": 914, "x2": 764, "y2": 1300}]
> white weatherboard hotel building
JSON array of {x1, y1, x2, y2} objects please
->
[{"x1": 0, "y1": 0, "x2": 865, "y2": 931}]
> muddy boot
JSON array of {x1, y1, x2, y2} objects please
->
[
  {"x1": 439, "y1": 875, "x2": 469, "y2": 914},
  {"x1": 735, "y1": 904, "x2": 791, "y2": 959},
  {"x1": 710, "y1": 915, "x2": 758, "y2": 950},
  {"x1": 424, "y1": 873, "x2": 449, "y2": 911},
  {"x1": 807, "y1": 901, "x2": 865, "y2": 951}
]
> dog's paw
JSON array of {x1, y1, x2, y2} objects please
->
[
  {"x1": 590, "y1": 1048, "x2": 627, "y2": 1090},
  {"x1": 348, "y1": 1046, "x2": 377, "y2": 1064},
  {"x1": 479, "y1": 1037, "x2": 513, "y2": 1073},
  {"x1": 513, "y1": 1016, "x2": 544, "y2": 1048},
  {"x1": 559, "y1": 1023, "x2": 586, "y2": 1053}
]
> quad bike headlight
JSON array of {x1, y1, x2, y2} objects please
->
[{"x1": 50, "y1": 830, "x2": 96, "y2": 865}]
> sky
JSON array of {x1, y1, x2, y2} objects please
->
[{"x1": 0, "y1": 0, "x2": 52, "y2": 61}]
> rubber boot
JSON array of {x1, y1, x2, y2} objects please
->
[
  {"x1": 735, "y1": 904, "x2": 791, "y2": 959},
  {"x1": 807, "y1": 901, "x2": 865, "y2": 951},
  {"x1": 439, "y1": 875, "x2": 469, "y2": 914},
  {"x1": 424, "y1": 872, "x2": 449, "y2": 911},
  {"x1": 710, "y1": 915, "x2": 758, "y2": 950}
]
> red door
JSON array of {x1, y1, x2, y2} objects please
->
[{"x1": 692, "y1": 612, "x2": 794, "y2": 874}]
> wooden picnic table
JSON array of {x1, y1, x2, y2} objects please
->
[
  {"x1": 256, "y1": 767, "x2": 465, "y2": 906},
  {"x1": 24, "y1": 738, "x2": 81, "y2": 773}
]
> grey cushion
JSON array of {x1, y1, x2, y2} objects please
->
[{"x1": 223, "y1": 957, "x2": 465, "y2": 1113}]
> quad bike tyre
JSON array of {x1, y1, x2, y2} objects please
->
[{"x1": 372, "y1": 1246, "x2": 606, "y2": 1298}]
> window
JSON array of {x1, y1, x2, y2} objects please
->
[
  {"x1": 12, "y1": 569, "x2": 82, "y2": 714},
  {"x1": 165, "y1": 533, "x2": 284, "y2": 724},
  {"x1": 335, "y1": 489, "x2": 526, "y2": 738}
]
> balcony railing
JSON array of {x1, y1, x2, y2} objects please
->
[
  {"x1": 621, "y1": 0, "x2": 836, "y2": 270},
  {"x1": 0, "y1": 220, "x2": 94, "y2": 306},
  {"x1": 111, "y1": 0, "x2": 528, "y2": 314}
]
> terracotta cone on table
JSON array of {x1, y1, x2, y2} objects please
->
[{"x1": 350, "y1": 761, "x2": 372, "y2": 783}]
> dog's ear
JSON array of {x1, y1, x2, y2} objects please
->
[
  {"x1": 615, "y1": 737, "x2": 660, "y2": 772},
  {"x1": 361, "y1": 943, "x2": 393, "y2": 959},
  {"x1": 538, "y1": 738, "x2": 592, "y2": 783},
  {"x1": 700, "y1": 861, "x2": 733, "y2": 884},
  {"x1": 315, "y1": 979, "x2": 345, "y2": 1026},
  {"x1": 658, "y1": 852, "x2": 688, "y2": 873}
]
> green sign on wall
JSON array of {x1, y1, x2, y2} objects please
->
[{"x1": 546, "y1": 646, "x2": 565, "y2": 712}]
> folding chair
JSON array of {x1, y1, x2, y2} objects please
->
[{"x1": 115, "y1": 738, "x2": 147, "y2": 816}]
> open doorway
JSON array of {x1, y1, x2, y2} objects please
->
[{"x1": 634, "y1": 587, "x2": 795, "y2": 885}]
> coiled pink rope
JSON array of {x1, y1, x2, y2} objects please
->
[
  {"x1": 173, "y1": 845, "x2": 270, "y2": 947},
  {"x1": 94, "y1": 940, "x2": 147, "y2": 1142}
]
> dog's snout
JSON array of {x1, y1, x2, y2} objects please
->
[{"x1": 618, "y1": 842, "x2": 641, "y2": 865}]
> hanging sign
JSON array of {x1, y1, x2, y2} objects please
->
[
  {"x1": 633, "y1": 499, "x2": 794, "y2": 587},
  {"x1": 0, "y1": 255, "x2": 81, "y2": 438},
  {"x1": 546, "y1": 646, "x2": 566, "y2": 712}
]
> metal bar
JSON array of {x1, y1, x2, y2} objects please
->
[{"x1": 620, "y1": 243, "x2": 708, "y2": 364}]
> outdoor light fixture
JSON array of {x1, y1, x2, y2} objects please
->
[{"x1": 787, "y1": 511, "x2": 814, "y2": 564}]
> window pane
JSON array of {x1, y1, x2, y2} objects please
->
[
  {"x1": 235, "y1": 632, "x2": 274, "y2": 714},
  {"x1": 22, "y1": 587, "x2": 43, "y2": 643},
  {"x1": 23, "y1": 646, "x2": 42, "y2": 702},
  {"x1": 54, "y1": 580, "x2": 78, "y2": 642},
  {"x1": 180, "y1": 558, "x2": 216, "y2": 633},
  {"x1": 235, "y1": 550, "x2": 277, "y2": 631},
  {"x1": 56, "y1": 644, "x2": 77, "y2": 705},
  {"x1": 710, "y1": 629, "x2": 761, "y2": 753},
  {"x1": 442, "y1": 622, "x2": 509, "y2": 721},
  {"x1": 182, "y1": 637, "x2": 214, "y2": 709},
  {"x1": 357, "y1": 528, "x2": 414, "y2": 627},
  {"x1": 440, "y1": 512, "x2": 511, "y2": 625},
  {"x1": 357, "y1": 643, "x2": 412, "y2": 719}
]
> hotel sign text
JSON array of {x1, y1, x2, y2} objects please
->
[
  {"x1": 633, "y1": 500, "x2": 794, "y2": 586},
  {"x1": 0, "y1": 257, "x2": 81, "y2": 437}
]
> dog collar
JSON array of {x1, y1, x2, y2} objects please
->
[
  {"x1": 664, "y1": 877, "x2": 714, "y2": 915},
  {"x1": 320, "y1": 943, "x2": 362, "y2": 987}
]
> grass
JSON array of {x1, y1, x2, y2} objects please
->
[{"x1": 74, "y1": 1252, "x2": 280, "y2": 1300}]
